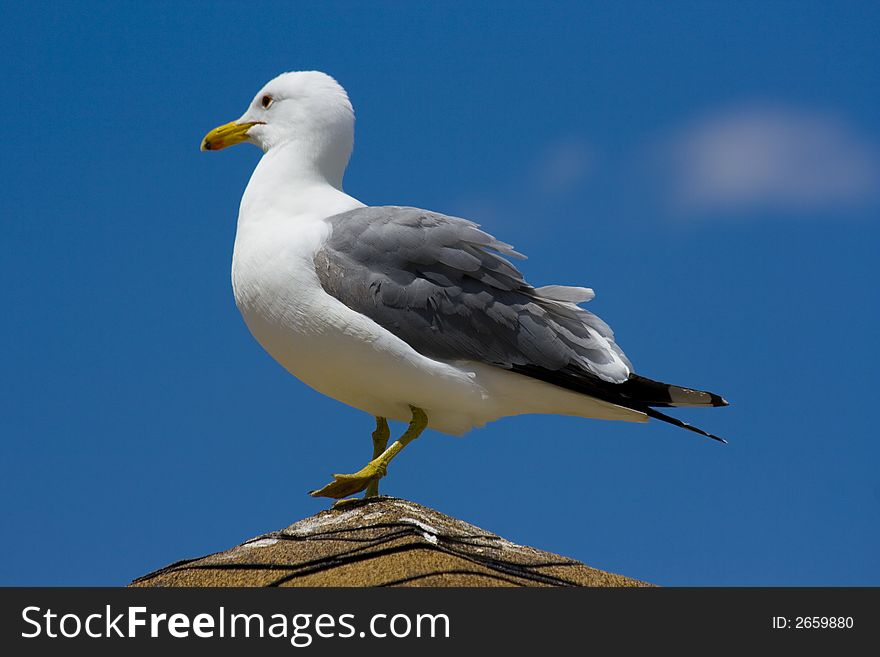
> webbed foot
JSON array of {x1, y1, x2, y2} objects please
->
[{"x1": 310, "y1": 459, "x2": 387, "y2": 499}]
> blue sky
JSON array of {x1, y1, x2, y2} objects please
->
[{"x1": 1, "y1": 1, "x2": 878, "y2": 586}]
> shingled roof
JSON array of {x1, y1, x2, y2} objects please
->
[{"x1": 131, "y1": 497, "x2": 649, "y2": 587}]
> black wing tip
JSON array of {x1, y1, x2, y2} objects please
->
[
  {"x1": 710, "y1": 393, "x2": 730, "y2": 407},
  {"x1": 644, "y1": 407, "x2": 729, "y2": 444},
  {"x1": 624, "y1": 373, "x2": 729, "y2": 408},
  {"x1": 694, "y1": 427, "x2": 728, "y2": 444}
]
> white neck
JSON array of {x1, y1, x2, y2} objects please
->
[{"x1": 238, "y1": 138, "x2": 363, "y2": 225}]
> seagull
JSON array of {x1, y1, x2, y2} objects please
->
[{"x1": 201, "y1": 71, "x2": 728, "y2": 500}]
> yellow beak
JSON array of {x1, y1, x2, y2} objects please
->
[{"x1": 200, "y1": 120, "x2": 263, "y2": 151}]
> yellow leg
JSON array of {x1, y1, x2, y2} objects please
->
[
  {"x1": 364, "y1": 417, "x2": 390, "y2": 498},
  {"x1": 310, "y1": 407, "x2": 428, "y2": 500}
]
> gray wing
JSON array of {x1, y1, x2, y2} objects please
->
[{"x1": 314, "y1": 206, "x2": 633, "y2": 384}]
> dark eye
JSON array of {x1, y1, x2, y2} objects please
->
[{"x1": 260, "y1": 94, "x2": 274, "y2": 109}]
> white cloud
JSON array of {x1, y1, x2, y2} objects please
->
[
  {"x1": 531, "y1": 138, "x2": 594, "y2": 197},
  {"x1": 657, "y1": 106, "x2": 880, "y2": 214}
]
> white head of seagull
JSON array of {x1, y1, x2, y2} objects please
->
[{"x1": 201, "y1": 71, "x2": 355, "y2": 191}]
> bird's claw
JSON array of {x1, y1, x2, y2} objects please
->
[{"x1": 309, "y1": 460, "x2": 387, "y2": 499}]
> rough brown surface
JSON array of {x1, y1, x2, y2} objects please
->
[{"x1": 131, "y1": 497, "x2": 650, "y2": 587}]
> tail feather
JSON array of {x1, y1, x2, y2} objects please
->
[
  {"x1": 619, "y1": 374, "x2": 729, "y2": 443},
  {"x1": 509, "y1": 364, "x2": 729, "y2": 443}
]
